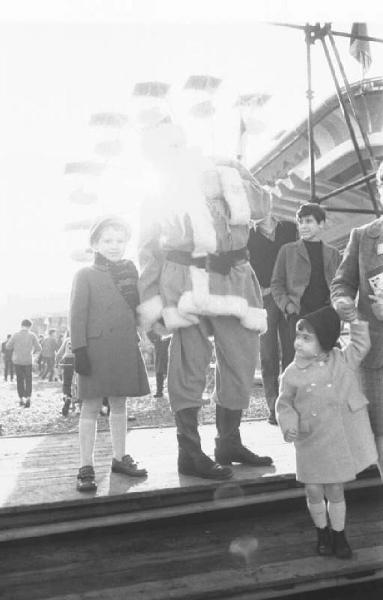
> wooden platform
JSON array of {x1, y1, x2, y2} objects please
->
[
  {"x1": 0, "y1": 420, "x2": 381, "y2": 543},
  {"x1": 0, "y1": 421, "x2": 290, "y2": 507},
  {"x1": 1, "y1": 485, "x2": 383, "y2": 600},
  {"x1": 1, "y1": 423, "x2": 382, "y2": 599}
]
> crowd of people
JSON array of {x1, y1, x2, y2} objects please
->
[
  {"x1": 0, "y1": 323, "x2": 160, "y2": 417},
  {"x1": 1, "y1": 325, "x2": 70, "y2": 408},
  {"x1": 2, "y1": 149, "x2": 383, "y2": 561}
]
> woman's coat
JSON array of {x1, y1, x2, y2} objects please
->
[{"x1": 331, "y1": 219, "x2": 383, "y2": 368}]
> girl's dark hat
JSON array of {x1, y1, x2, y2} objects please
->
[{"x1": 303, "y1": 305, "x2": 341, "y2": 351}]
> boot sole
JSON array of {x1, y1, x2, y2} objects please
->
[
  {"x1": 77, "y1": 483, "x2": 97, "y2": 492},
  {"x1": 215, "y1": 456, "x2": 273, "y2": 467},
  {"x1": 178, "y1": 466, "x2": 233, "y2": 480},
  {"x1": 111, "y1": 467, "x2": 147, "y2": 477}
]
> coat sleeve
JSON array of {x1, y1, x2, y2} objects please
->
[
  {"x1": 275, "y1": 370, "x2": 299, "y2": 441},
  {"x1": 236, "y1": 162, "x2": 273, "y2": 221},
  {"x1": 270, "y1": 245, "x2": 291, "y2": 313},
  {"x1": 137, "y1": 201, "x2": 166, "y2": 331},
  {"x1": 32, "y1": 334, "x2": 42, "y2": 354},
  {"x1": 69, "y1": 269, "x2": 90, "y2": 351},
  {"x1": 342, "y1": 320, "x2": 371, "y2": 368},
  {"x1": 214, "y1": 158, "x2": 272, "y2": 221},
  {"x1": 6, "y1": 335, "x2": 15, "y2": 351},
  {"x1": 330, "y1": 228, "x2": 360, "y2": 302}
]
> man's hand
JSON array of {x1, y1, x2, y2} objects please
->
[
  {"x1": 333, "y1": 296, "x2": 357, "y2": 322},
  {"x1": 285, "y1": 302, "x2": 298, "y2": 315},
  {"x1": 285, "y1": 428, "x2": 298, "y2": 442}
]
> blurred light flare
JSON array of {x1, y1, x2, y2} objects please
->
[{"x1": 229, "y1": 535, "x2": 259, "y2": 567}]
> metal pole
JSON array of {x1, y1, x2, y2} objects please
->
[
  {"x1": 330, "y1": 29, "x2": 383, "y2": 44},
  {"x1": 267, "y1": 22, "x2": 383, "y2": 44},
  {"x1": 320, "y1": 35, "x2": 380, "y2": 216},
  {"x1": 327, "y1": 29, "x2": 378, "y2": 169},
  {"x1": 305, "y1": 24, "x2": 316, "y2": 202},
  {"x1": 325, "y1": 207, "x2": 382, "y2": 214},
  {"x1": 317, "y1": 171, "x2": 376, "y2": 202}
]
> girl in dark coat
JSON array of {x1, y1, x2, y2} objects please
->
[{"x1": 70, "y1": 216, "x2": 150, "y2": 492}]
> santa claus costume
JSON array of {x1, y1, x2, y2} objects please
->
[{"x1": 138, "y1": 122, "x2": 273, "y2": 480}]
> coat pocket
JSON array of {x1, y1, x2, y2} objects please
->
[
  {"x1": 299, "y1": 417, "x2": 311, "y2": 434},
  {"x1": 347, "y1": 392, "x2": 368, "y2": 412},
  {"x1": 86, "y1": 324, "x2": 102, "y2": 339}
]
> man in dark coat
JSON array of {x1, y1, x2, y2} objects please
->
[
  {"x1": 248, "y1": 213, "x2": 297, "y2": 424},
  {"x1": 271, "y1": 203, "x2": 341, "y2": 345}
]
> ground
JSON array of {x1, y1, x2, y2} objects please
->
[{"x1": 0, "y1": 369, "x2": 269, "y2": 437}]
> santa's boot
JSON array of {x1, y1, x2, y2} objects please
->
[
  {"x1": 175, "y1": 407, "x2": 232, "y2": 480},
  {"x1": 214, "y1": 405, "x2": 273, "y2": 466}
]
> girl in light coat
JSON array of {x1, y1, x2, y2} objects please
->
[{"x1": 276, "y1": 306, "x2": 377, "y2": 559}]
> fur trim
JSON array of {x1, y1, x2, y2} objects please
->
[
  {"x1": 162, "y1": 306, "x2": 199, "y2": 330},
  {"x1": 217, "y1": 166, "x2": 251, "y2": 225},
  {"x1": 240, "y1": 307, "x2": 268, "y2": 333},
  {"x1": 178, "y1": 290, "x2": 267, "y2": 332},
  {"x1": 189, "y1": 266, "x2": 210, "y2": 310},
  {"x1": 189, "y1": 201, "x2": 217, "y2": 257},
  {"x1": 137, "y1": 295, "x2": 163, "y2": 330}
]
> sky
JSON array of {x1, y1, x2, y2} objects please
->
[{"x1": 1, "y1": 0, "x2": 383, "y2": 333}]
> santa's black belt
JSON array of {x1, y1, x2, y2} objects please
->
[{"x1": 166, "y1": 248, "x2": 249, "y2": 276}]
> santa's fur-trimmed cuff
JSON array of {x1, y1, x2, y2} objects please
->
[
  {"x1": 162, "y1": 306, "x2": 199, "y2": 330},
  {"x1": 137, "y1": 295, "x2": 163, "y2": 330},
  {"x1": 178, "y1": 291, "x2": 267, "y2": 332},
  {"x1": 240, "y1": 307, "x2": 267, "y2": 333}
]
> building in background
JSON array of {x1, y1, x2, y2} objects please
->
[{"x1": 251, "y1": 77, "x2": 383, "y2": 251}]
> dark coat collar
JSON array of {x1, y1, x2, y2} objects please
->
[{"x1": 92, "y1": 263, "x2": 109, "y2": 272}]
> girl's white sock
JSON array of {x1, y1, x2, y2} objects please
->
[
  {"x1": 307, "y1": 499, "x2": 327, "y2": 529},
  {"x1": 328, "y1": 500, "x2": 346, "y2": 532},
  {"x1": 78, "y1": 398, "x2": 102, "y2": 467},
  {"x1": 79, "y1": 417, "x2": 97, "y2": 467},
  {"x1": 109, "y1": 397, "x2": 127, "y2": 461}
]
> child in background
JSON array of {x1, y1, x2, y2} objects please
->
[
  {"x1": 70, "y1": 215, "x2": 150, "y2": 492},
  {"x1": 147, "y1": 330, "x2": 170, "y2": 398},
  {"x1": 56, "y1": 335, "x2": 75, "y2": 417},
  {"x1": 276, "y1": 306, "x2": 378, "y2": 559}
]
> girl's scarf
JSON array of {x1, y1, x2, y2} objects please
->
[{"x1": 94, "y1": 252, "x2": 140, "y2": 313}]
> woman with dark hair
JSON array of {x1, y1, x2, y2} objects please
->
[{"x1": 70, "y1": 216, "x2": 150, "y2": 492}]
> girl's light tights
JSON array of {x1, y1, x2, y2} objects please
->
[{"x1": 79, "y1": 397, "x2": 127, "y2": 467}]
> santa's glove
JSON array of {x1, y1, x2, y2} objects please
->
[{"x1": 73, "y1": 347, "x2": 91, "y2": 376}]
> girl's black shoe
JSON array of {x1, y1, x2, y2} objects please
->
[
  {"x1": 332, "y1": 530, "x2": 352, "y2": 559},
  {"x1": 316, "y1": 526, "x2": 333, "y2": 556},
  {"x1": 77, "y1": 465, "x2": 97, "y2": 492}
]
